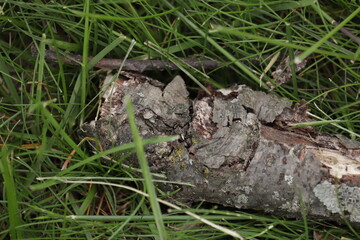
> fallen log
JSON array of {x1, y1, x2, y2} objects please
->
[{"x1": 80, "y1": 72, "x2": 360, "y2": 225}]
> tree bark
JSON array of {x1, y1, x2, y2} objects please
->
[{"x1": 80, "y1": 72, "x2": 360, "y2": 225}]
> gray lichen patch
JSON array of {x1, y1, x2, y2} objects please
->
[
  {"x1": 279, "y1": 199, "x2": 300, "y2": 213},
  {"x1": 314, "y1": 180, "x2": 360, "y2": 222}
]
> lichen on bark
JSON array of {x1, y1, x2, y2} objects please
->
[{"x1": 80, "y1": 73, "x2": 360, "y2": 225}]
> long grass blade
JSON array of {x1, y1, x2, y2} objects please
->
[
  {"x1": 0, "y1": 146, "x2": 23, "y2": 239},
  {"x1": 295, "y1": 5, "x2": 360, "y2": 63},
  {"x1": 125, "y1": 95, "x2": 168, "y2": 240}
]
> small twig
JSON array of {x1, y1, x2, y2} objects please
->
[
  {"x1": 310, "y1": 4, "x2": 360, "y2": 46},
  {"x1": 31, "y1": 45, "x2": 222, "y2": 73},
  {"x1": 332, "y1": 20, "x2": 360, "y2": 46}
]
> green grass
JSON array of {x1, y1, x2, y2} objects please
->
[{"x1": 1, "y1": 0, "x2": 359, "y2": 239}]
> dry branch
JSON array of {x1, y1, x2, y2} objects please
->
[
  {"x1": 332, "y1": 21, "x2": 360, "y2": 46},
  {"x1": 80, "y1": 72, "x2": 360, "y2": 225},
  {"x1": 30, "y1": 45, "x2": 222, "y2": 72}
]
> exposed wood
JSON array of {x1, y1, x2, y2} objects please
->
[{"x1": 80, "y1": 72, "x2": 360, "y2": 225}]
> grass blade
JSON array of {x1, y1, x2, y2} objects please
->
[
  {"x1": 88, "y1": 36, "x2": 126, "y2": 69},
  {"x1": 125, "y1": 95, "x2": 167, "y2": 240},
  {"x1": 211, "y1": 26, "x2": 359, "y2": 61},
  {"x1": 295, "y1": 4, "x2": 360, "y2": 63},
  {"x1": 80, "y1": 0, "x2": 91, "y2": 124},
  {"x1": 0, "y1": 146, "x2": 23, "y2": 239},
  {"x1": 160, "y1": 0, "x2": 267, "y2": 88},
  {"x1": 30, "y1": 135, "x2": 178, "y2": 191},
  {"x1": 0, "y1": 55, "x2": 21, "y2": 105}
]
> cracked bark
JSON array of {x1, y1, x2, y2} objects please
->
[{"x1": 80, "y1": 72, "x2": 360, "y2": 225}]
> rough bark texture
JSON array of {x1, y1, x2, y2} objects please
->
[{"x1": 80, "y1": 73, "x2": 360, "y2": 225}]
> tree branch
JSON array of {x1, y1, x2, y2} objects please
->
[{"x1": 30, "y1": 45, "x2": 222, "y2": 72}]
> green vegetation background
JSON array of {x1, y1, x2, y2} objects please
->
[{"x1": 0, "y1": 0, "x2": 359, "y2": 239}]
